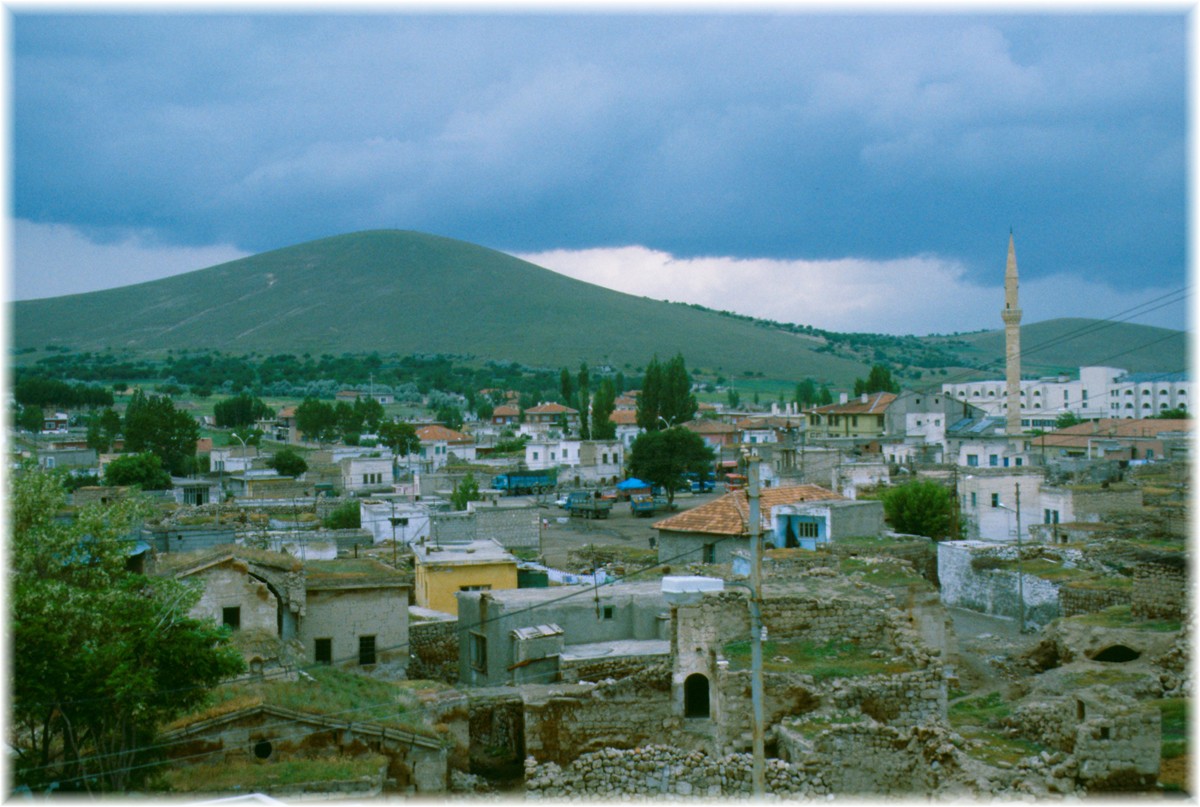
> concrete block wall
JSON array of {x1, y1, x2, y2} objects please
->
[
  {"x1": 474, "y1": 505, "x2": 540, "y2": 550},
  {"x1": 430, "y1": 512, "x2": 476, "y2": 544}
]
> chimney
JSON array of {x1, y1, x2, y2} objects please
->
[
  {"x1": 839, "y1": 393, "x2": 849, "y2": 405},
  {"x1": 861, "y1": 393, "x2": 869, "y2": 404}
]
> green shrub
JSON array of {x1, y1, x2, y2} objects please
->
[{"x1": 323, "y1": 500, "x2": 360, "y2": 529}]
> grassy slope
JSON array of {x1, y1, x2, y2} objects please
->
[
  {"x1": 945, "y1": 318, "x2": 1189, "y2": 376},
  {"x1": 12, "y1": 230, "x2": 1187, "y2": 384},
  {"x1": 12, "y1": 230, "x2": 866, "y2": 383}
]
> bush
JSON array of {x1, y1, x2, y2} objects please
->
[{"x1": 323, "y1": 500, "x2": 361, "y2": 530}]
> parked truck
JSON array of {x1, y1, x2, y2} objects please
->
[
  {"x1": 567, "y1": 490, "x2": 613, "y2": 519},
  {"x1": 629, "y1": 492, "x2": 657, "y2": 517},
  {"x1": 491, "y1": 468, "x2": 558, "y2": 495}
]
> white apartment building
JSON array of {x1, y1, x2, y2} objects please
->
[{"x1": 942, "y1": 366, "x2": 1190, "y2": 426}]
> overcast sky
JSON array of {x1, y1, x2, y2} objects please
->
[{"x1": 8, "y1": 10, "x2": 1191, "y2": 335}]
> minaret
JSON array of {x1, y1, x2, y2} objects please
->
[{"x1": 1002, "y1": 233, "x2": 1022, "y2": 435}]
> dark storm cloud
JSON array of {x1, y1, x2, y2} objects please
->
[{"x1": 12, "y1": 12, "x2": 1187, "y2": 291}]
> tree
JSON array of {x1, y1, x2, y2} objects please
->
[
  {"x1": 727, "y1": 388, "x2": 741, "y2": 409},
  {"x1": 122, "y1": 390, "x2": 200, "y2": 476},
  {"x1": 637, "y1": 353, "x2": 696, "y2": 431},
  {"x1": 436, "y1": 404, "x2": 464, "y2": 431},
  {"x1": 15, "y1": 403, "x2": 43, "y2": 433},
  {"x1": 451, "y1": 473, "x2": 482, "y2": 511},
  {"x1": 379, "y1": 421, "x2": 421, "y2": 458},
  {"x1": 881, "y1": 480, "x2": 957, "y2": 540},
  {"x1": 103, "y1": 452, "x2": 173, "y2": 490},
  {"x1": 1055, "y1": 412, "x2": 1084, "y2": 429},
  {"x1": 817, "y1": 385, "x2": 834, "y2": 406},
  {"x1": 855, "y1": 364, "x2": 899, "y2": 396},
  {"x1": 577, "y1": 362, "x2": 591, "y2": 440},
  {"x1": 628, "y1": 427, "x2": 716, "y2": 506},
  {"x1": 1155, "y1": 408, "x2": 1190, "y2": 419},
  {"x1": 213, "y1": 392, "x2": 272, "y2": 430},
  {"x1": 267, "y1": 447, "x2": 308, "y2": 478},
  {"x1": 323, "y1": 500, "x2": 361, "y2": 529},
  {"x1": 85, "y1": 407, "x2": 122, "y2": 453},
  {"x1": 560, "y1": 368, "x2": 574, "y2": 406},
  {"x1": 794, "y1": 378, "x2": 818, "y2": 410},
  {"x1": 591, "y1": 378, "x2": 617, "y2": 440},
  {"x1": 10, "y1": 469, "x2": 244, "y2": 792},
  {"x1": 636, "y1": 356, "x2": 663, "y2": 431},
  {"x1": 296, "y1": 397, "x2": 338, "y2": 445}
]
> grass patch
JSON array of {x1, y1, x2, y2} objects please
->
[
  {"x1": 723, "y1": 638, "x2": 913, "y2": 681},
  {"x1": 1149, "y1": 698, "x2": 1189, "y2": 759},
  {"x1": 169, "y1": 666, "x2": 438, "y2": 738},
  {"x1": 1062, "y1": 667, "x2": 1155, "y2": 689},
  {"x1": 956, "y1": 726, "x2": 1045, "y2": 767},
  {"x1": 161, "y1": 755, "x2": 386, "y2": 793},
  {"x1": 948, "y1": 691, "x2": 1011, "y2": 728},
  {"x1": 1063, "y1": 576, "x2": 1132, "y2": 592},
  {"x1": 1069, "y1": 604, "x2": 1181, "y2": 633},
  {"x1": 839, "y1": 557, "x2": 931, "y2": 590}
]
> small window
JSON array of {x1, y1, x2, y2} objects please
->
[
  {"x1": 315, "y1": 638, "x2": 332, "y2": 664},
  {"x1": 702, "y1": 544, "x2": 716, "y2": 564},
  {"x1": 359, "y1": 635, "x2": 376, "y2": 666},
  {"x1": 254, "y1": 739, "x2": 273, "y2": 760},
  {"x1": 470, "y1": 632, "x2": 487, "y2": 672},
  {"x1": 991, "y1": 493, "x2": 999, "y2": 508},
  {"x1": 970, "y1": 492, "x2": 977, "y2": 508},
  {"x1": 222, "y1": 607, "x2": 241, "y2": 630},
  {"x1": 1015, "y1": 457, "x2": 1023, "y2": 466},
  {"x1": 967, "y1": 454, "x2": 979, "y2": 467},
  {"x1": 602, "y1": 605, "x2": 615, "y2": 620},
  {"x1": 989, "y1": 454, "x2": 998, "y2": 467}
]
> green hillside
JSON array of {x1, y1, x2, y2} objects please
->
[
  {"x1": 11, "y1": 230, "x2": 1187, "y2": 387},
  {"x1": 10, "y1": 230, "x2": 867, "y2": 384},
  {"x1": 946, "y1": 318, "x2": 1189, "y2": 377}
]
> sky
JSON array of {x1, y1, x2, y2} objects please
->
[{"x1": 7, "y1": 9, "x2": 1192, "y2": 335}]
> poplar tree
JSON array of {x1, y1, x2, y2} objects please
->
[{"x1": 591, "y1": 378, "x2": 617, "y2": 440}]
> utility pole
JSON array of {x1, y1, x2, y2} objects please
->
[
  {"x1": 745, "y1": 451, "x2": 765, "y2": 797},
  {"x1": 1015, "y1": 483, "x2": 1024, "y2": 633}
]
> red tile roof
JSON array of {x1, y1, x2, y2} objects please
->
[
  {"x1": 493, "y1": 405, "x2": 521, "y2": 417},
  {"x1": 810, "y1": 392, "x2": 897, "y2": 415},
  {"x1": 610, "y1": 410, "x2": 639, "y2": 425},
  {"x1": 525, "y1": 402, "x2": 579, "y2": 415},
  {"x1": 654, "y1": 484, "x2": 845, "y2": 536},
  {"x1": 1032, "y1": 418, "x2": 1193, "y2": 449},
  {"x1": 416, "y1": 425, "x2": 472, "y2": 443}
]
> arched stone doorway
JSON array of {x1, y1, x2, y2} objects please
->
[{"x1": 684, "y1": 673, "x2": 710, "y2": 718}]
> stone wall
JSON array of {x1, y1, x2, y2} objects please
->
[
  {"x1": 190, "y1": 562, "x2": 280, "y2": 635},
  {"x1": 561, "y1": 654, "x2": 664, "y2": 685},
  {"x1": 1059, "y1": 583, "x2": 1132, "y2": 617},
  {"x1": 828, "y1": 667, "x2": 947, "y2": 726},
  {"x1": 1131, "y1": 561, "x2": 1186, "y2": 620},
  {"x1": 300, "y1": 587, "x2": 408, "y2": 674},
  {"x1": 522, "y1": 671, "x2": 676, "y2": 766},
  {"x1": 938, "y1": 541, "x2": 1062, "y2": 627},
  {"x1": 1074, "y1": 706, "x2": 1161, "y2": 791},
  {"x1": 408, "y1": 617, "x2": 459, "y2": 683},
  {"x1": 467, "y1": 692, "x2": 525, "y2": 778}
]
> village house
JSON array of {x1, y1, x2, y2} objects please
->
[
  {"x1": 681, "y1": 418, "x2": 738, "y2": 449},
  {"x1": 334, "y1": 388, "x2": 395, "y2": 405},
  {"x1": 211, "y1": 444, "x2": 258, "y2": 474},
  {"x1": 456, "y1": 580, "x2": 671, "y2": 687},
  {"x1": 524, "y1": 438, "x2": 625, "y2": 485},
  {"x1": 411, "y1": 424, "x2": 475, "y2": 472},
  {"x1": 1031, "y1": 417, "x2": 1192, "y2": 463},
  {"x1": 519, "y1": 402, "x2": 580, "y2": 437},
  {"x1": 610, "y1": 409, "x2": 642, "y2": 449},
  {"x1": 300, "y1": 558, "x2": 410, "y2": 672},
  {"x1": 412, "y1": 538, "x2": 519, "y2": 616},
  {"x1": 338, "y1": 453, "x2": 394, "y2": 494},
  {"x1": 491, "y1": 404, "x2": 521, "y2": 428},
  {"x1": 653, "y1": 484, "x2": 850, "y2": 566},
  {"x1": 806, "y1": 392, "x2": 896, "y2": 441},
  {"x1": 943, "y1": 414, "x2": 1034, "y2": 470}
]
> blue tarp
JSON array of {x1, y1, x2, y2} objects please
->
[{"x1": 616, "y1": 477, "x2": 649, "y2": 490}]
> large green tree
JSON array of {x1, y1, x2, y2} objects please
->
[
  {"x1": 378, "y1": 421, "x2": 421, "y2": 458},
  {"x1": 450, "y1": 473, "x2": 482, "y2": 511},
  {"x1": 213, "y1": 392, "x2": 273, "y2": 430},
  {"x1": 266, "y1": 447, "x2": 308, "y2": 478},
  {"x1": 591, "y1": 378, "x2": 617, "y2": 440},
  {"x1": 103, "y1": 451, "x2": 173, "y2": 490},
  {"x1": 628, "y1": 427, "x2": 715, "y2": 506},
  {"x1": 85, "y1": 407, "x2": 123, "y2": 453},
  {"x1": 577, "y1": 362, "x2": 591, "y2": 440},
  {"x1": 296, "y1": 397, "x2": 339, "y2": 445},
  {"x1": 854, "y1": 364, "x2": 900, "y2": 396},
  {"x1": 636, "y1": 353, "x2": 697, "y2": 431},
  {"x1": 122, "y1": 390, "x2": 200, "y2": 475},
  {"x1": 10, "y1": 469, "x2": 244, "y2": 793},
  {"x1": 881, "y1": 480, "x2": 957, "y2": 540}
]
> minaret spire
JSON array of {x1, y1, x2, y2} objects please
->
[{"x1": 1002, "y1": 233, "x2": 1022, "y2": 435}]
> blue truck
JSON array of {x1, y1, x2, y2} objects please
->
[
  {"x1": 567, "y1": 490, "x2": 613, "y2": 519},
  {"x1": 491, "y1": 468, "x2": 558, "y2": 495}
]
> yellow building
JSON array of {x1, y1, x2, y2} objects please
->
[
  {"x1": 806, "y1": 392, "x2": 896, "y2": 440},
  {"x1": 412, "y1": 538, "x2": 519, "y2": 616}
]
